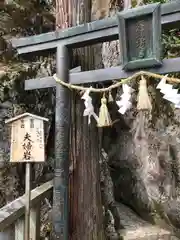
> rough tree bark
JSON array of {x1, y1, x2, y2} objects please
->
[{"x1": 55, "y1": 0, "x2": 104, "y2": 239}]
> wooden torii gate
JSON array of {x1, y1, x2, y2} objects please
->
[{"x1": 11, "y1": 1, "x2": 180, "y2": 239}]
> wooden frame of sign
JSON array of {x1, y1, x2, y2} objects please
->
[
  {"x1": 5, "y1": 112, "x2": 48, "y2": 163},
  {"x1": 117, "y1": 3, "x2": 162, "y2": 71}
]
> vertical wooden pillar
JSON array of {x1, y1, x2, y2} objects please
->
[
  {"x1": 53, "y1": 44, "x2": 70, "y2": 239},
  {"x1": 25, "y1": 162, "x2": 31, "y2": 240}
]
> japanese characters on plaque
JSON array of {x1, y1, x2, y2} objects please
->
[
  {"x1": 6, "y1": 114, "x2": 48, "y2": 163},
  {"x1": 22, "y1": 132, "x2": 33, "y2": 160},
  {"x1": 135, "y1": 19, "x2": 146, "y2": 59},
  {"x1": 117, "y1": 3, "x2": 161, "y2": 70},
  {"x1": 127, "y1": 16, "x2": 153, "y2": 62}
]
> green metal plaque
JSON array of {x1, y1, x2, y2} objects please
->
[{"x1": 117, "y1": 3, "x2": 162, "y2": 71}]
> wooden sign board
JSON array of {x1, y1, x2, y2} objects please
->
[
  {"x1": 5, "y1": 113, "x2": 48, "y2": 163},
  {"x1": 117, "y1": 3, "x2": 162, "y2": 71}
]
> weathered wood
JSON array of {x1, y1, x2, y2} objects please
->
[
  {"x1": 6, "y1": 113, "x2": 47, "y2": 163},
  {"x1": 52, "y1": 45, "x2": 70, "y2": 239},
  {"x1": 11, "y1": 1, "x2": 180, "y2": 54},
  {"x1": 0, "y1": 180, "x2": 53, "y2": 230},
  {"x1": 14, "y1": 27, "x2": 118, "y2": 54},
  {"x1": 24, "y1": 66, "x2": 81, "y2": 90},
  {"x1": 68, "y1": 57, "x2": 180, "y2": 84},
  {"x1": 117, "y1": 3, "x2": 161, "y2": 70},
  {"x1": 25, "y1": 57, "x2": 180, "y2": 89},
  {"x1": 30, "y1": 203, "x2": 40, "y2": 240},
  {"x1": 162, "y1": 0, "x2": 180, "y2": 15},
  {"x1": 5, "y1": 113, "x2": 48, "y2": 124},
  {"x1": 15, "y1": 217, "x2": 24, "y2": 240},
  {"x1": 163, "y1": 12, "x2": 180, "y2": 28},
  {"x1": 25, "y1": 163, "x2": 31, "y2": 240}
]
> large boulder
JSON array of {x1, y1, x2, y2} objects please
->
[{"x1": 102, "y1": 83, "x2": 180, "y2": 237}]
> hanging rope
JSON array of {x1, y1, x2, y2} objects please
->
[
  {"x1": 53, "y1": 71, "x2": 180, "y2": 93},
  {"x1": 53, "y1": 71, "x2": 180, "y2": 128}
]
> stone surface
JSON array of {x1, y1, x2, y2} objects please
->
[
  {"x1": 117, "y1": 202, "x2": 178, "y2": 240},
  {"x1": 0, "y1": 61, "x2": 55, "y2": 207}
]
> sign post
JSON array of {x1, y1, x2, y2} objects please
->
[
  {"x1": 25, "y1": 161, "x2": 31, "y2": 240},
  {"x1": 5, "y1": 112, "x2": 48, "y2": 240}
]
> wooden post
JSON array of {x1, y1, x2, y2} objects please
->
[
  {"x1": 30, "y1": 202, "x2": 40, "y2": 240},
  {"x1": 25, "y1": 163, "x2": 31, "y2": 240},
  {"x1": 52, "y1": 44, "x2": 70, "y2": 239},
  {"x1": 15, "y1": 217, "x2": 25, "y2": 240}
]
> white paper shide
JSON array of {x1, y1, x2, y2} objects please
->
[
  {"x1": 81, "y1": 87, "x2": 99, "y2": 124},
  {"x1": 116, "y1": 84, "x2": 134, "y2": 114},
  {"x1": 156, "y1": 75, "x2": 180, "y2": 108}
]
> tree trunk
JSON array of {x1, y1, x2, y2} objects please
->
[{"x1": 55, "y1": 0, "x2": 104, "y2": 239}]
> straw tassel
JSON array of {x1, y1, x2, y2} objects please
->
[
  {"x1": 98, "y1": 94, "x2": 112, "y2": 127},
  {"x1": 108, "y1": 91, "x2": 114, "y2": 102},
  {"x1": 137, "y1": 75, "x2": 152, "y2": 111}
]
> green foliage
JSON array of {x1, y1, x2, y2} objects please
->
[
  {"x1": 0, "y1": 0, "x2": 55, "y2": 36},
  {"x1": 162, "y1": 29, "x2": 180, "y2": 57},
  {"x1": 0, "y1": 0, "x2": 55, "y2": 61},
  {"x1": 161, "y1": 28, "x2": 180, "y2": 87}
]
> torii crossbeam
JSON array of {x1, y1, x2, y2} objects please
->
[{"x1": 11, "y1": 1, "x2": 180, "y2": 239}]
